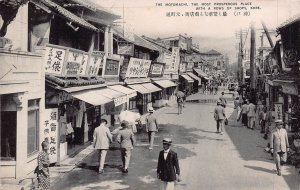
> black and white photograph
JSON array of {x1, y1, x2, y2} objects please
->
[{"x1": 1, "y1": 0, "x2": 300, "y2": 189}]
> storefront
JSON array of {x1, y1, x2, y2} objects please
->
[
  {"x1": 179, "y1": 74, "x2": 194, "y2": 96},
  {"x1": 193, "y1": 68, "x2": 209, "y2": 88},
  {"x1": 187, "y1": 72, "x2": 201, "y2": 93},
  {"x1": 152, "y1": 79, "x2": 177, "y2": 106},
  {"x1": 0, "y1": 51, "x2": 45, "y2": 179}
]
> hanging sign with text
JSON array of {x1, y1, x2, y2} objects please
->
[
  {"x1": 45, "y1": 47, "x2": 66, "y2": 75},
  {"x1": 42, "y1": 108, "x2": 58, "y2": 163},
  {"x1": 125, "y1": 58, "x2": 151, "y2": 78},
  {"x1": 149, "y1": 62, "x2": 165, "y2": 77},
  {"x1": 64, "y1": 50, "x2": 85, "y2": 76},
  {"x1": 103, "y1": 58, "x2": 120, "y2": 77}
]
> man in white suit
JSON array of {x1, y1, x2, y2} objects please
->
[
  {"x1": 93, "y1": 119, "x2": 113, "y2": 174},
  {"x1": 246, "y1": 100, "x2": 256, "y2": 129},
  {"x1": 270, "y1": 120, "x2": 290, "y2": 176}
]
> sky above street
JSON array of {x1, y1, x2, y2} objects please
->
[{"x1": 95, "y1": 0, "x2": 300, "y2": 63}]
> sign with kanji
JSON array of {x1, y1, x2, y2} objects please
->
[
  {"x1": 125, "y1": 58, "x2": 151, "y2": 78},
  {"x1": 88, "y1": 53, "x2": 105, "y2": 76},
  {"x1": 78, "y1": 53, "x2": 89, "y2": 76},
  {"x1": 45, "y1": 47, "x2": 66, "y2": 75},
  {"x1": 42, "y1": 109, "x2": 58, "y2": 163},
  {"x1": 103, "y1": 58, "x2": 120, "y2": 77},
  {"x1": 64, "y1": 50, "x2": 84, "y2": 76},
  {"x1": 149, "y1": 62, "x2": 165, "y2": 77},
  {"x1": 179, "y1": 62, "x2": 187, "y2": 72},
  {"x1": 114, "y1": 96, "x2": 127, "y2": 107},
  {"x1": 169, "y1": 47, "x2": 180, "y2": 73},
  {"x1": 274, "y1": 103, "x2": 283, "y2": 121},
  {"x1": 118, "y1": 43, "x2": 134, "y2": 56}
]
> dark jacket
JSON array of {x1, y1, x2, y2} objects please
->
[{"x1": 157, "y1": 149, "x2": 180, "y2": 182}]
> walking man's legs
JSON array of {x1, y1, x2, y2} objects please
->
[
  {"x1": 160, "y1": 181, "x2": 175, "y2": 190},
  {"x1": 274, "y1": 152, "x2": 282, "y2": 175},
  {"x1": 124, "y1": 150, "x2": 131, "y2": 170},
  {"x1": 149, "y1": 131, "x2": 155, "y2": 149},
  {"x1": 98, "y1": 149, "x2": 107, "y2": 172}
]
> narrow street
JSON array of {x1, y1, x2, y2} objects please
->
[{"x1": 52, "y1": 100, "x2": 300, "y2": 190}]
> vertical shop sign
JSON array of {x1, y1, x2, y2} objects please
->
[
  {"x1": 42, "y1": 108, "x2": 58, "y2": 163},
  {"x1": 170, "y1": 47, "x2": 180, "y2": 73},
  {"x1": 88, "y1": 53, "x2": 105, "y2": 76},
  {"x1": 274, "y1": 103, "x2": 283, "y2": 121},
  {"x1": 45, "y1": 47, "x2": 66, "y2": 75},
  {"x1": 78, "y1": 53, "x2": 89, "y2": 76},
  {"x1": 64, "y1": 50, "x2": 82, "y2": 75}
]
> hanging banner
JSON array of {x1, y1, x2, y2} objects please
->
[
  {"x1": 274, "y1": 103, "x2": 283, "y2": 121},
  {"x1": 88, "y1": 52, "x2": 105, "y2": 76},
  {"x1": 125, "y1": 58, "x2": 151, "y2": 78},
  {"x1": 114, "y1": 96, "x2": 127, "y2": 107},
  {"x1": 45, "y1": 46, "x2": 66, "y2": 75},
  {"x1": 42, "y1": 108, "x2": 58, "y2": 163},
  {"x1": 179, "y1": 62, "x2": 187, "y2": 73}
]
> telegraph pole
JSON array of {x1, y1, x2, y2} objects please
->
[
  {"x1": 239, "y1": 29, "x2": 244, "y2": 84},
  {"x1": 250, "y1": 22, "x2": 256, "y2": 89}
]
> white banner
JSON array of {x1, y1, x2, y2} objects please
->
[
  {"x1": 170, "y1": 47, "x2": 180, "y2": 73},
  {"x1": 125, "y1": 58, "x2": 151, "y2": 78},
  {"x1": 151, "y1": 63, "x2": 164, "y2": 75},
  {"x1": 88, "y1": 54, "x2": 105, "y2": 76},
  {"x1": 42, "y1": 109, "x2": 59, "y2": 163},
  {"x1": 114, "y1": 96, "x2": 127, "y2": 107},
  {"x1": 45, "y1": 47, "x2": 66, "y2": 75}
]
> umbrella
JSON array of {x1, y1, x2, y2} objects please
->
[
  {"x1": 175, "y1": 91, "x2": 185, "y2": 98},
  {"x1": 119, "y1": 110, "x2": 141, "y2": 126}
]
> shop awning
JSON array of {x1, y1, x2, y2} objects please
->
[
  {"x1": 193, "y1": 68, "x2": 209, "y2": 78},
  {"x1": 187, "y1": 72, "x2": 201, "y2": 84},
  {"x1": 128, "y1": 84, "x2": 151, "y2": 94},
  {"x1": 108, "y1": 85, "x2": 137, "y2": 99},
  {"x1": 180, "y1": 74, "x2": 194, "y2": 83},
  {"x1": 141, "y1": 83, "x2": 162, "y2": 93},
  {"x1": 71, "y1": 89, "x2": 112, "y2": 106},
  {"x1": 153, "y1": 80, "x2": 177, "y2": 89}
]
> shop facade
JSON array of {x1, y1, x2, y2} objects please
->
[{"x1": 0, "y1": 50, "x2": 45, "y2": 179}]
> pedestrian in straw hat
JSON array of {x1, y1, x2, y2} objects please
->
[
  {"x1": 157, "y1": 138, "x2": 181, "y2": 190},
  {"x1": 270, "y1": 119, "x2": 289, "y2": 176},
  {"x1": 145, "y1": 107, "x2": 159, "y2": 150}
]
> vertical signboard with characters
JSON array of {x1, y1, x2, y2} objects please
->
[
  {"x1": 45, "y1": 46, "x2": 66, "y2": 75},
  {"x1": 274, "y1": 103, "x2": 283, "y2": 121},
  {"x1": 64, "y1": 50, "x2": 83, "y2": 76},
  {"x1": 42, "y1": 108, "x2": 58, "y2": 163},
  {"x1": 169, "y1": 47, "x2": 180, "y2": 73},
  {"x1": 87, "y1": 52, "x2": 106, "y2": 76}
]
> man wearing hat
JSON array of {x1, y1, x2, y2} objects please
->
[
  {"x1": 145, "y1": 107, "x2": 159, "y2": 150},
  {"x1": 93, "y1": 118, "x2": 113, "y2": 174},
  {"x1": 116, "y1": 120, "x2": 136, "y2": 173},
  {"x1": 214, "y1": 99, "x2": 226, "y2": 135},
  {"x1": 270, "y1": 120, "x2": 289, "y2": 176},
  {"x1": 157, "y1": 138, "x2": 181, "y2": 190}
]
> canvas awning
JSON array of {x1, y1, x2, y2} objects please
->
[
  {"x1": 128, "y1": 84, "x2": 151, "y2": 94},
  {"x1": 71, "y1": 89, "x2": 112, "y2": 106},
  {"x1": 108, "y1": 85, "x2": 137, "y2": 99},
  {"x1": 193, "y1": 68, "x2": 209, "y2": 78},
  {"x1": 187, "y1": 72, "x2": 201, "y2": 84},
  {"x1": 141, "y1": 83, "x2": 162, "y2": 93},
  {"x1": 180, "y1": 74, "x2": 194, "y2": 83},
  {"x1": 153, "y1": 80, "x2": 177, "y2": 89}
]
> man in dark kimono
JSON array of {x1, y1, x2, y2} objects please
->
[{"x1": 157, "y1": 138, "x2": 181, "y2": 190}]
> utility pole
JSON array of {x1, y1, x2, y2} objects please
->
[{"x1": 250, "y1": 22, "x2": 256, "y2": 89}]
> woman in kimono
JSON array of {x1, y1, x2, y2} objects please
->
[{"x1": 37, "y1": 141, "x2": 50, "y2": 189}]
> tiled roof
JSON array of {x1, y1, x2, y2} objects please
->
[
  {"x1": 113, "y1": 27, "x2": 160, "y2": 52},
  {"x1": 34, "y1": 0, "x2": 99, "y2": 31},
  {"x1": 67, "y1": 0, "x2": 120, "y2": 20},
  {"x1": 46, "y1": 75, "x2": 105, "y2": 88},
  {"x1": 277, "y1": 13, "x2": 300, "y2": 31},
  {"x1": 205, "y1": 49, "x2": 222, "y2": 55}
]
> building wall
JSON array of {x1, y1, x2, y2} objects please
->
[{"x1": 0, "y1": 50, "x2": 45, "y2": 179}]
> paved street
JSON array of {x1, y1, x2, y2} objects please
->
[{"x1": 52, "y1": 100, "x2": 300, "y2": 190}]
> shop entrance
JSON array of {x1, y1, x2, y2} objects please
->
[{"x1": 1, "y1": 111, "x2": 17, "y2": 161}]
